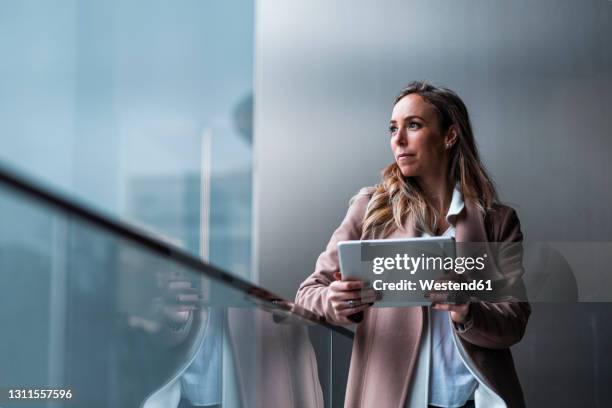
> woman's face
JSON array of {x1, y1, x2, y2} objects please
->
[{"x1": 389, "y1": 93, "x2": 452, "y2": 179}]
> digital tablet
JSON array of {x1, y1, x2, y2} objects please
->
[{"x1": 338, "y1": 237, "x2": 456, "y2": 306}]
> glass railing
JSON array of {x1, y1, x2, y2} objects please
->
[{"x1": 0, "y1": 165, "x2": 352, "y2": 408}]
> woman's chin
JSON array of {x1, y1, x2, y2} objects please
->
[{"x1": 397, "y1": 165, "x2": 417, "y2": 178}]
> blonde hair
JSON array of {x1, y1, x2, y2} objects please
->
[{"x1": 357, "y1": 81, "x2": 497, "y2": 239}]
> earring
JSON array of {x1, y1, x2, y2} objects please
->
[{"x1": 445, "y1": 143, "x2": 453, "y2": 149}]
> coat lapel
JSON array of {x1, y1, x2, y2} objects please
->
[{"x1": 455, "y1": 199, "x2": 487, "y2": 243}]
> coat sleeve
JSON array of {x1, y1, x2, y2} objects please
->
[
  {"x1": 455, "y1": 206, "x2": 531, "y2": 349},
  {"x1": 295, "y1": 193, "x2": 370, "y2": 325}
]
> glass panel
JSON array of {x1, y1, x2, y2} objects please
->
[
  {"x1": 0, "y1": 1, "x2": 254, "y2": 276},
  {"x1": 0, "y1": 177, "x2": 349, "y2": 407}
]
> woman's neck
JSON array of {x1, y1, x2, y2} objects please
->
[{"x1": 415, "y1": 174, "x2": 453, "y2": 216}]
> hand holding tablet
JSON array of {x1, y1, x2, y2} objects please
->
[{"x1": 325, "y1": 272, "x2": 376, "y2": 324}]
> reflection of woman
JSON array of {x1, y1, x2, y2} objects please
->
[{"x1": 296, "y1": 81, "x2": 530, "y2": 408}]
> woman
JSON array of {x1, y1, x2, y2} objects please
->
[{"x1": 296, "y1": 81, "x2": 530, "y2": 408}]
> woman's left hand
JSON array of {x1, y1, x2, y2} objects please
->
[
  {"x1": 432, "y1": 302, "x2": 470, "y2": 324},
  {"x1": 427, "y1": 276, "x2": 471, "y2": 324}
]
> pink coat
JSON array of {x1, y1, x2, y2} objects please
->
[{"x1": 296, "y1": 192, "x2": 530, "y2": 408}]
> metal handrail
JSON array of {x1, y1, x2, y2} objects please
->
[{"x1": 0, "y1": 163, "x2": 353, "y2": 338}]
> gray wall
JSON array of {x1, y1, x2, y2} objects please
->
[
  {"x1": 254, "y1": 0, "x2": 612, "y2": 297},
  {"x1": 254, "y1": 0, "x2": 611, "y2": 405}
]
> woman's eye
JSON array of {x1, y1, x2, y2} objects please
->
[
  {"x1": 408, "y1": 121, "x2": 420, "y2": 129},
  {"x1": 388, "y1": 126, "x2": 398, "y2": 135}
]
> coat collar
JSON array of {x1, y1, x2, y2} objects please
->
[
  {"x1": 396, "y1": 187, "x2": 486, "y2": 243},
  {"x1": 455, "y1": 198, "x2": 488, "y2": 243},
  {"x1": 446, "y1": 183, "x2": 465, "y2": 223}
]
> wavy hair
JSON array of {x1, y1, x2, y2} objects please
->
[{"x1": 357, "y1": 80, "x2": 497, "y2": 238}]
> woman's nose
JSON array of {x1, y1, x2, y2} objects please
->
[{"x1": 393, "y1": 129, "x2": 407, "y2": 146}]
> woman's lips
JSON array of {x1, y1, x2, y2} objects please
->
[{"x1": 397, "y1": 153, "x2": 416, "y2": 161}]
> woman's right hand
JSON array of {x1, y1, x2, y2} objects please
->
[{"x1": 327, "y1": 272, "x2": 377, "y2": 324}]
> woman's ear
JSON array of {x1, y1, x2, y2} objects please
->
[{"x1": 444, "y1": 125, "x2": 459, "y2": 148}]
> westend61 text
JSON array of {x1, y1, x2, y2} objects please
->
[{"x1": 372, "y1": 279, "x2": 493, "y2": 292}]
